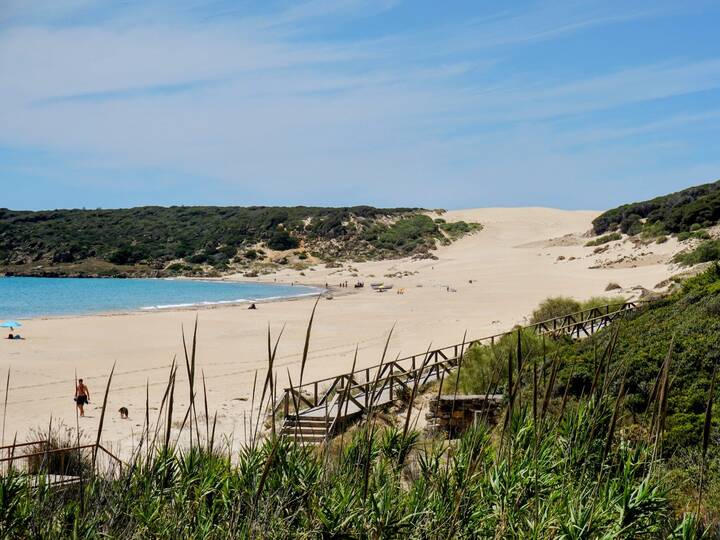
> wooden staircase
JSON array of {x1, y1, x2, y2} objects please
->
[
  {"x1": 279, "y1": 300, "x2": 645, "y2": 446},
  {"x1": 281, "y1": 415, "x2": 333, "y2": 446}
]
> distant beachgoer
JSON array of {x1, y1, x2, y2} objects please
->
[
  {"x1": 6, "y1": 333, "x2": 13, "y2": 340},
  {"x1": 248, "y1": 303, "x2": 257, "y2": 310},
  {"x1": 75, "y1": 378, "x2": 90, "y2": 417},
  {"x1": 118, "y1": 406, "x2": 129, "y2": 419}
]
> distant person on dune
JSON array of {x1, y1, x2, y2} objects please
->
[{"x1": 75, "y1": 378, "x2": 90, "y2": 417}]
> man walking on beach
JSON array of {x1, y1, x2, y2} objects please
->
[{"x1": 75, "y1": 378, "x2": 90, "y2": 417}]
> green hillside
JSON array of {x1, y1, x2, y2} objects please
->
[
  {"x1": 592, "y1": 179, "x2": 720, "y2": 235},
  {"x1": 0, "y1": 206, "x2": 479, "y2": 277},
  {"x1": 555, "y1": 266, "x2": 720, "y2": 454}
]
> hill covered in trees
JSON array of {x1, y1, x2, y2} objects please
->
[
  {"x1": 592, "y1": 179, "x2": 720, "y2": 236},
  {"x1": 0, "y1": 206, "x2": 479, "y2": 277}
]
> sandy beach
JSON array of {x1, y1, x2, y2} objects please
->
[{"x1": 0, "y1": 208, "x2": 686, "y2": 457}]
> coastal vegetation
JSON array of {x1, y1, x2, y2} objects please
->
[
  {"x1": 552, "y1": 265, "x2": 720, "y2": 453},
  {"x1": 0, "y1": 406, "x2": 699, "y2": 537},
  {"x1": 0, "y1": 206, "x2": 480, "y2": 278},
  {"x1": 529, "y1": 295, "x2": 627, "y2": 324},
  {"x1": 456, "y1": 267, "x2": 720, "y2": 456},
  {"x1": 673, "y1": 239, "x2": 720, "y2": 266},
  {"x1": 592, "y1": 179, "x2": 720, "y2": 236},
  {"x1": 585, "y1": 231, "x2": 622, "y2": 247}
]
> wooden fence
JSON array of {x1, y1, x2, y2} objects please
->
[
  {"x1": 281, "y1": 301, "x2": 642, "y2": 420},
  {"x1": 0, "y1": 439, "x2": 124, "y2": 483}
]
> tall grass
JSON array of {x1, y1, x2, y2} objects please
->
[{"x1": 0, "y1": 402, "x2": 701, "y2": 538}]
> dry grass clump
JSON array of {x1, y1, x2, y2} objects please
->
[{"x1": 24, "y1": 424, "x2": 91, "y2": 476}]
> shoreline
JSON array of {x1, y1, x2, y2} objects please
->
[{"x1": 1, "y1": 277, "x2": 329, "y2": 322}]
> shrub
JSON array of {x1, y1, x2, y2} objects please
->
[
  {"x1": 186, "y1": 252, "x2": 209, "y2": 264},
  {"x1": 24, "y1": 424, "x2": 91, "y2": 476},
  {"x1": 677, "y1": 229, "x2": 710, "y2": 242},
  {"x1": 454, "y1": 328, "x2": 554, "y2": 395},
  {"x1": 641, "y1": 221, "x2": 667, "y2": 239},
  {"x1": 266, "y1": 229, "x2": 299, "y2": 251},
  {"x1": 580, "y1": 295, "x2": 627, "y2": 311},
  {"x1": 439, "y1": 221, "x2": 481, "y2": 240},
  {"x1": 673, "y1": 239, "x2": 720, "y2": 266},
  {"x1": 530, "y1": 297, "x2": 582, "y2": 323},
  {"x1": 585, "y1": 232, "x2": 622, "y2": 247},
  {"x1": 108, "y1": 245, "x2": 145, "y2": 265}
]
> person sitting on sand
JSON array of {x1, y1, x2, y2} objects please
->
[
  {"x1": 75, "y1": 378, "x2": 90, "y2": 417},
  {"x1": 7, "y1": 333, "x2": 13, "y2": 339},
  {"x1": 248, "y1": 303, "x2": 257, "y2": 310}
]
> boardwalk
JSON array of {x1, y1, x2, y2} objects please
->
[{"x1": 280, "y1": 301, "x2": 642, "y2": 444}]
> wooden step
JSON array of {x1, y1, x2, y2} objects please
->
[
  {"x1": 281, "y1": 431, "x2": 327, "y2": 445},
  {"x1": 284, "y1": 417, "x2": 333, "y2": 428},
  {"x1": 282, "y1": 425, "x2": 327, "y2": 434}
]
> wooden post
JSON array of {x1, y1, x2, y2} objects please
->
[
  {"x1": 284, "y1": 390, "x2": 289, "y2": 417},
  {"x1": 389, "y1": 364, "x2": 394, "y2": 401},
  {"x1": 314, "y1": 382, "x2": 318, "y2": 406}
]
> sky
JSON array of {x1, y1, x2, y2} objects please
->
[{"x1": 1, "y1": 0, "x2": 720, "y2": 211}]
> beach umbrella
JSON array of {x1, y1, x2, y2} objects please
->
[{"x1": 0, "y1": 321, "x2": 22, "y2": 329}]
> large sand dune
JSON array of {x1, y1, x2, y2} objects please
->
[{"x1": 0, "y1": 208, "x2": 686, "y2": 456}]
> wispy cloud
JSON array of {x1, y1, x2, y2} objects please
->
[{"x1": 1, "y1": 0, "x2": 719, "y2": 210}]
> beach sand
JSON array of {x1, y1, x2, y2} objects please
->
[{"x1": 0, "y1": 207, "x2": 686, "y2": 457}]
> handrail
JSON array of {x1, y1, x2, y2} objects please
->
[
  {"x1": 0, "y1": 440, "x2": 49, "y2": 451},
  {"x1": 0, "y1": 442, "x2": 124, "y2": 475},
  {"x1": 279, "y1": 300, "x2": 643, "y2": 420},
  {"x1": 284, "y1": 301, "x2": 641, "y2": 395},
  {"x1": 529, "y1": 301, "x2": 638, "y2": 329}
]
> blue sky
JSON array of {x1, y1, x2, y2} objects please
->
[{"x1": 1, "y1": 0, "x2": 719, "y2": 211}]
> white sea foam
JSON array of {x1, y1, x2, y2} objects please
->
[{"x1": 139, "y1": 290, "x2": 321, "y2": 311}]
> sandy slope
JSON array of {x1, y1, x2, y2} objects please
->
[{"x1": 0, "y1": 208, "x2": 686, "y2": 457}]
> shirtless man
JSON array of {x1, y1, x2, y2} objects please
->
[{"x1": 75, "y1": 378, "x2": 90, "y2": 417}]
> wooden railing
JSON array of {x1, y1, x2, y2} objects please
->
[
  {"x1": 0, "y1": 440, "x2": 124, "y2": 479},
  {"x1": 281, "y1": 301, "x2": 642, "y2": 419}
]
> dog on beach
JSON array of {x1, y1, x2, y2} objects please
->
[{"x1": 118, "y1": 407, "x2": 129, "y2": 419}]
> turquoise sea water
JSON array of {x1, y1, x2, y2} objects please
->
[{"x1": 0, "y1": 277, "x2": 319, "y2": 319}]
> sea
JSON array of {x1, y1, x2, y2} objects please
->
[{"x1": 0, "y1": 277, "x2": 319, "y2": 319}]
